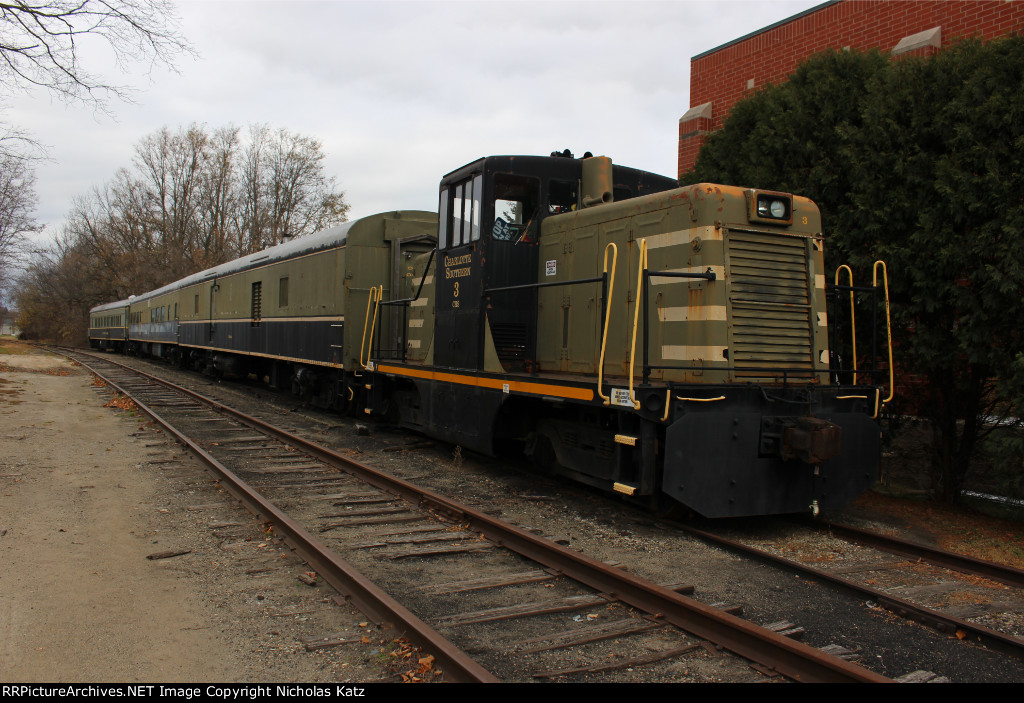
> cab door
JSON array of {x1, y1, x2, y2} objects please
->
[{"x1": 483, "y1": 173, "x2": 542, "y2": 372}]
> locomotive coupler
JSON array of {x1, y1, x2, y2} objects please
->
[
  {"x1": 760, "y1": 416, "x2": 843, "y2": 465},
  {"x1": 782, "y1": 416, "x2": 843, "y2": 464}
]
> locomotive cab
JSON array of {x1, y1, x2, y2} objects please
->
[{"x1": 433, "y1": 153, "x2": 677, "y2": 372}]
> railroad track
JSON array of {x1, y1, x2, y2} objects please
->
[
  {"x1": 676, "y1": 517, "x2": 1024, "y2": 661},
  {"x1": 53, "y1": 347, "x2": 892, "y2": 683}
]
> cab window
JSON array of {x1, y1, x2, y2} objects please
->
[
  {"x1": 492, "y1": 174, "x2": 540, "y2": 243},
  {"x1": 442, "y1": 174, "x2": 482, "y2": 249},
  {"x1": 548, "y1": 179, "x2": 577, "y2": 214}
]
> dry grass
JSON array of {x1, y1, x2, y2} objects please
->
[
  {"x1": 0, "y1": 339, "x2": 35, "y2": 355},
  {"x1": 0, "y1": 376, "x2": 22, "y2": 405},
  {"x1": 851, "y1": 491, "x2": 1024, "y2": 569}
]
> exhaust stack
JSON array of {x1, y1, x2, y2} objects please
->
[{"x1": 581, "y1": 156, "x2": 613, "y2": 208}]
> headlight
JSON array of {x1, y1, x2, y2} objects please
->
[{"x1": 748, "y1": 190, "x2": 793, "y2": 225}]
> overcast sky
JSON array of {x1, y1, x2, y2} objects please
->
[{"x1": 11, "y1": 0, "x2": 824, "y2": 246}]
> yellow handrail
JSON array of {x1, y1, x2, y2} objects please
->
[
  {"x1": 835, "y1": 264, "x2": 857, "y2": 384},
  {"x1": 597, "y1": 243, "x2": 618, "y2": 405},
  {"x1": 359, "y1": 285, "x2": 383, "y2": 370},
  {"x1": 628, "y1": 239, "x2": 648, "y2": 410},
  {"x1": 874, "y1": 260, "x2": 895, "y2": 408}
]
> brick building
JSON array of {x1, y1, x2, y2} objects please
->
[{"x1": 678, "y1": 0, "x2": 1024, "y2": 179}]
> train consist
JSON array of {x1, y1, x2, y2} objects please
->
[{"x1": 90, "y1": 153, "x2": 891, "y2": 518}]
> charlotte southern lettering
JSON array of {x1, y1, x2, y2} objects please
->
[{"x1": 444, "y1": 253, "x2": 472, "y2": 279}]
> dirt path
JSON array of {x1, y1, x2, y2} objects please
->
[{"x1": 0, "y1": 346, "x2": 386, "y2": 683}]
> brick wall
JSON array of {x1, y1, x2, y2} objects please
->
[{"x1": 679, "y1": 0, "x2": 1024, "y2": 178}]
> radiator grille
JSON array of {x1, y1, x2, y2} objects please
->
[{"x1": 727, "y1": 230, "x2": 813, "y2": 380}]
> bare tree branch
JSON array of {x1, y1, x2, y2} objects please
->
[
  {"x1": 0, "y1": 0, "x2": 195, "y2": 109},
  {"x1": 54, "y1": 122, "x2": 348, "y2": 299},
  {"x1": 0, "y1": 149, "x2": 42, "y2": 287},
  {"x1": 0, "y1": 120, "x2": 44, "y2": 160}
]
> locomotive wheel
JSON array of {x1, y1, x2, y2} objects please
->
[{"x1": 526, "y1": 432, "x2": 558, "y2": 472}]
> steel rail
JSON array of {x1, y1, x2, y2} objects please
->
[
  {"x1": 678, "y1": 522, "x2": 1024, "y2": 661},
  {"x1": 64, "y1": 350, "x2": 892, "y2": 683},
  {"x1": 65, "y1": 350, "x2": 499, "y2": 684},
  {"x1": 806, "y1": 518, "x2": 1024, "y2": 590}
]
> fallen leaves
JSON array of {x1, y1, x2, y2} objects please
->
[
  {"x1": 386, "y1": 638, "x2": 444, "y2": 683},
  {"x1": 103, "y1": 395, "x2": 138, "y2": 412}
]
